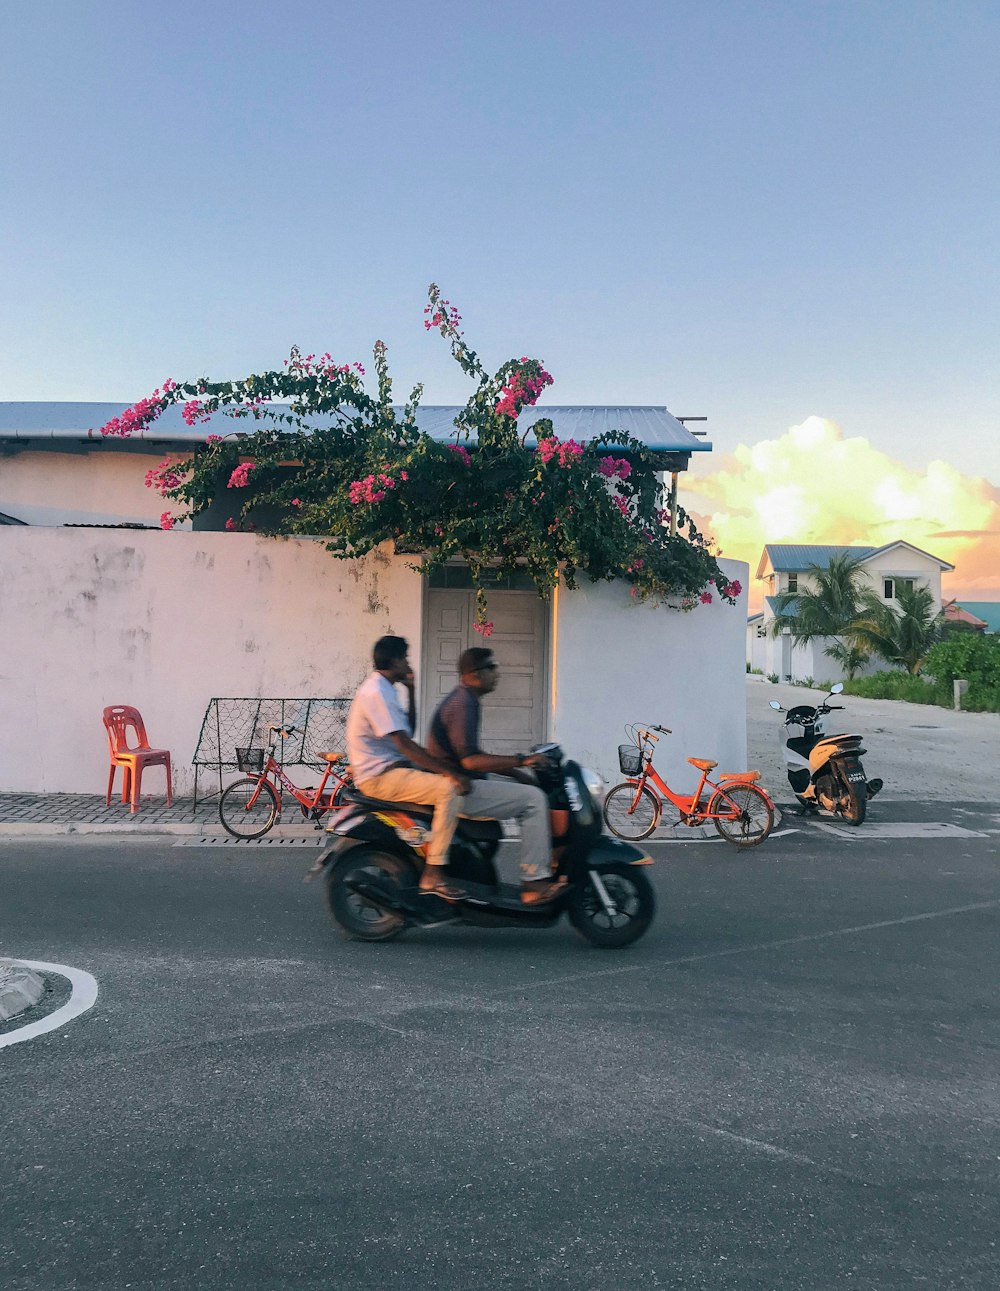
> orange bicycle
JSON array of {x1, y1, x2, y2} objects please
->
[
  {"x1": 603, "y1": 723, "x2": 775, "y2": 848},
  {"x1": 218, "y1": 724, "x2": 353, "y2": 839}
]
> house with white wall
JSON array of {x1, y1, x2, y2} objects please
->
[
  {"x1": 747, "y1": 542, "x2": 954, "y2": 681},
  {"x1": 1, "y1": 402, "x2": 749, "y2": 798}
]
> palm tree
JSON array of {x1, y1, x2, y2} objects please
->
[
  {"x1": 770, "y1": 553, "x2": 872, "y2": 678},
  {"x1": 850, "y1": 584, "x2": 943, "y2": 674}
]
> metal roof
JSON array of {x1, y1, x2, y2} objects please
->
[
  {"x1": 757, "y1": 541, "x2": 954, "y2": 579},
  {"x1": 0, "y1": 402, "x2": 711, "y2": 457},
  {"x1": 955, "y1": 601, "x2": 1000, "y2": 633},
  {"x1": 760, "y1": 544, "x2": 879, "y2": 574}
]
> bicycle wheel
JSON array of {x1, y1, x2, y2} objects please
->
[
  {"x1": 603, "y1": 782, "x2": 660, "y2": 840},
  {"x1": 219, "y1": 776, "x2": 280, "y2": 839},
  {"x1": 709, "y1": 783, "x2": 773, "y2": 848}
]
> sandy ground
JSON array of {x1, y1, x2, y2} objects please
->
[{"x1": 747, "y1": 675, "x2": 1000, "y2": 803}]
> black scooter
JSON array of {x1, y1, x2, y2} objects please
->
[
  {"x1": 309, "y1": 744, "x2": 657, "y2": 948},
  {"x1": 769, "y1": 683, "x2": 883, "y2": 826}
]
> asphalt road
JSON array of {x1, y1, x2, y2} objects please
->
[{"x1": 3, "y1": 802, "x2": 999, "y2": 1290}]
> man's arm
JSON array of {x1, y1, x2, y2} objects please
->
[
  {"x1": 389, "y1": 731, "x2": 471, "y2": 794},
  {"x1": 460, "y1": 751, "x2": 546, "y2": 775}
]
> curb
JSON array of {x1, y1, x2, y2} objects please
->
[
  {"x1": 0, "y1": 821, "x2": 329, "y2": 840},
  {"x1": 0, "y1": 959, "x2": 46, "y2": 1021}
]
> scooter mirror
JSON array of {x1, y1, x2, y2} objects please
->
[
  {"x1": 830, "y1": 682, "x2": 844, "y2": 694},
  {"x1": 769, "y1": 700, "x2": 782, "y2": 710}
]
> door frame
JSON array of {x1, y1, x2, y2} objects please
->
[{"x1": 418, "y1": 574, "x2": 552, "y2": 748}]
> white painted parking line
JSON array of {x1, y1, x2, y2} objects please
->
[
  {"x1": 812, "y1": 822, "x2": 988, "y2": 841},
  {"x1": 769, "y1": 829, "x2": 800, "y2": 839},
  {"x1": 0, "y1": 962, "x2": 98, "y2": 1049}
]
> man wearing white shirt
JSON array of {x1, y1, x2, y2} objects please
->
[{"x1": 346, "y1": 635, "x2": 471, "y2": 899}]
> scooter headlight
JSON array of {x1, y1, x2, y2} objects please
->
[{"x1": 581, "y1": 767, "x2": 606, "y2": 807}]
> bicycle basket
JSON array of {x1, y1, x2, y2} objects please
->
[
  {"x1": 618, "y1": 744, "x2": 646, "y2": 776},
  {"x1": 236, "y1": 747, "x2": 265, "y2": 774}
]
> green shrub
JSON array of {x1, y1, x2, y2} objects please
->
[
  {"x1": 924, "y1": 635, "x2": 1000, "y2": 712},
  {"x1": 843, "y1": 672, "x2": 950, "y2": 705}
]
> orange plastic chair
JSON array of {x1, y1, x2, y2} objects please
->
[{"x1": 102, "y1": 705, "x2": 173, "y2": 814}]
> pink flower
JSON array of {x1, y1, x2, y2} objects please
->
[
  {"x1": 225, "y1": 517, "x2": 239, "y2": 531},
  {"x1": 727, "y1": 579, "x2": 743, "y2": 597},
  {"x1": 448, "y1": 444, "x2": 471, "y2": 467},
  {"x1": 159, "y1": 512, "x2": 175, "y2": 530},
  {"x1": 205, "y1": 433, "x2": 223, "y2": 444},
  {"x1": 700, "y1": 591, "x2": 713, "y2": 604},
  {"x1": 400, "y1": 470, "x2": 409, "y2": 481},
  {"x1": 291, "y1": 498, "x2": 301, "y2": 506},
  {"x1": 473, "y1": 620, "x2": 494, "y2": 637},
  {"x1": 228, "y1": 461, "x2": 256, "y2": 488}
]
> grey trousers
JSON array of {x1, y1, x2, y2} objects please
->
[{"x1": 459, "y1": 774, "x2": 553, "y2": 880}]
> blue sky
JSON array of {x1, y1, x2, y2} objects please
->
[{"x1": 1, "y1": 0, "x2": 997, "y2": 483}]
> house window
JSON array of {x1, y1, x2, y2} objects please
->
[
  {"x1": 883, "y1": 578, "x2": 894, "y2": 599},
  {"x1": 787, "y1": 574, "x2": 798, "y2": 593},
  {"x1": 884, "y1": 577, "x2": 915, "y2": 600},
  {"x1": 756, "y1": 626, "x2": 767, "y2": 638}
]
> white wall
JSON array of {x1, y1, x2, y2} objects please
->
[
  {"x1": 0, "y1": 530, "x2": 422, "y2": 793},
  {"x1": 551, "y1": 559, "x2": 750, "y2": 793},
  {"x1": 1, "y1": 450, "x2": 180, "y2": 526}
]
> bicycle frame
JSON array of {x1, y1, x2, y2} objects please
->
[{"x1": 243, "y1": 731, "x2": 351, "y2": 817}]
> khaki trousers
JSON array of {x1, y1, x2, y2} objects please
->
[
  {"x1": 358, "y1": 769, "x2": 552, "y2": 879},
  {"x1": 358, "y1": 766, "x2": 460, "y2": 867}
]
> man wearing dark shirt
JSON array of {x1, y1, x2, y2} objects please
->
[{"x1": 428, "y1": 646, "x2": 563, "y2": 905}]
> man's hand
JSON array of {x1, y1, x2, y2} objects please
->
[{"x1": 522, "y1": 753, "x2": 551, "y2": 769}]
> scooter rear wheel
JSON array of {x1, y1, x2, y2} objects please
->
[
  {"x1": 568, "y1": 864, "x2": 655, "y2": 949},
  {"x1": 839, "y1": 782, "x2": 866, "y2": 826},
  {"x1": 325, "y1": 846, "x2": 417, "y2": 941}
]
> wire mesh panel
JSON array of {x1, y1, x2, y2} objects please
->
[{"x1": 192, "y1": 698, "x2": 350, "y2": 806}]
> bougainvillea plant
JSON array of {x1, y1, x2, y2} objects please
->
[{"x1": 97, "y1": 284, "x2": 740, "y2": 630}]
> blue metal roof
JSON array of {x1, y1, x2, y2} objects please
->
[
  {"x1": 762, "y1": 544, "x2": 878, "y2": 573},
  {"x1": 0, "y1": 402, "x2": 711, "y2": 457}
]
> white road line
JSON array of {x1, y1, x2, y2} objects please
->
[
  {"x1": 0, "y1": 961, "x2": 98, "y2": 1049},
  {"x1": 500, "y1": 899, "x2": 1000, "y2": 995},
  {"x1": 769, "y1": 829, "x2": 799, "y2": 838}
]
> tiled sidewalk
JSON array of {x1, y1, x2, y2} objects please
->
[{"x1": 0, "y1": 793, "x2": 219, "y2": 833}]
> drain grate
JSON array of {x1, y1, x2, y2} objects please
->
[{"x1": 174, "y1": 835, "x2": 322, "y2": 848}]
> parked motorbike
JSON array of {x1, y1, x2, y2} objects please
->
[
  {"x1": 309, "y1": 744, "x2": 656, "y2": 948},
  {"x1": 769, "y1": 683, "x2": 883, "y2": 825}
]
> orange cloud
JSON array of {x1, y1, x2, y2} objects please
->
[{"x1": 680, "y1": 417, "x2": 1000, "y2": 610}]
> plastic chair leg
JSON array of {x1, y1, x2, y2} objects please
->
[
  {"x1": 106, "y1": 763, "x2": 116, "y2": 807},
  {"x1": 165, "y1": 758, "x2": 173, "y2": 807},
  {"x1": 130, "y1": 763, "x2": 142, "y2": 814}
]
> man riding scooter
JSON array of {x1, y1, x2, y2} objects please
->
[{"x1": 427, "y1": 646, "x2": 566, "y2": 906}]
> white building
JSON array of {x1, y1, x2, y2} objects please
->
[
  {"x1": 747, "y1": 542, "x2": 954, "y2": 681},
  {"x1": 1, "y1": 402, "x2": 749, "y2": 798}
]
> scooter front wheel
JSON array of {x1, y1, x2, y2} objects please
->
[
  {"x1": 568, "y1": 864, "x2": 655, "y2": 949},
  {"x1": 325, "y1": 846, "x2": 417, "y2": 941}
]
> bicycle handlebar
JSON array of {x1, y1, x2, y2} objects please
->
[{"x1": 267, "y1": 724, "x2": 298, "y2": 739}]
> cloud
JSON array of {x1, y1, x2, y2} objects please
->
[{"x1": 680, "y1": 417, "x2": 1000, "y2": 608}]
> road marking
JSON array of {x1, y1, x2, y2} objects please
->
[
  {"x1": 769, "y1": 829, "x2": 799, "y2": 838},
  {"x1": 505, "y1": 899, "x2": 1000, "y2": 994},
  {"x1": 0, "y1": 961, "x2": 98, "y2": 1049},
  {"x1": 811, "y1": 821, "x2": 988, "y2": 840}
]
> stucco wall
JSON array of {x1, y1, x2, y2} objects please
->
[
  {"x1": 1, "y1": 449, "x2": 181, "y2": 526},
  {"x1": 0, "y1": 530, "x2": 422, "y2": 793},
  {"x1": 551, "y1": 559, "x2": 750, "y2": 793}
]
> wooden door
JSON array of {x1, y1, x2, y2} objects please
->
[{"x1": 421, "y1": 587, "x2": 548, "y2": 755}]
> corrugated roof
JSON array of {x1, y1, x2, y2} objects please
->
[
  {"x1": 762, "y1": 544, "x2": 878, "y2": 573},
  {"x1": 0, "y1": 402, "x2": 711, "y2": 456},
  {"x1": 757, "y1": 540, "x2": 953, "y2": 578},
  {"x1": 956, "y1": 601, "x2": 1000, "y2": 633}
]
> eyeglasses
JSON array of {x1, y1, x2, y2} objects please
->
[{"x1": 477, "y1": 662, "x2": 498, "y2": 672}]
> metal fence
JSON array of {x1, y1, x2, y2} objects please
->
[{"x1": 192, "y1": 697, "x2": 350, "y2": 808}]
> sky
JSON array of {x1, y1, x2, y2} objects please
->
[{"x1": 1, "y1": 1, "x2": 997, "y2": 593}]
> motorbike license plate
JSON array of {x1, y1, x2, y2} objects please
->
[{"x1": 846, "y1": 770, "x2": 866, "y2": 783}]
